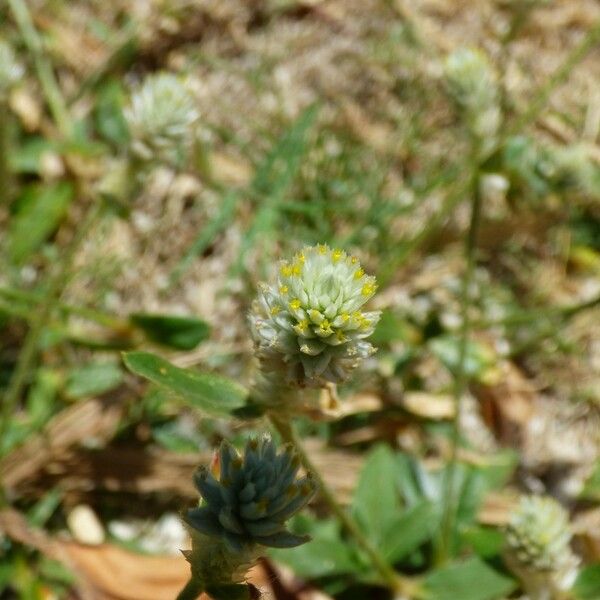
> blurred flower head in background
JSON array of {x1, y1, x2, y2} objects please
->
[
  {"x1": 125, "y1": 72, "x2": 199, "y2": 167},
  {"x1": 444, "y1": 47, "x2": 501, "y2": 154},
  {"x1": 505, "y1": 495, "x2": 579, "y2": 596},
  {"x1": 250, "y1": 244, "x2": 381, "y2": 388}
]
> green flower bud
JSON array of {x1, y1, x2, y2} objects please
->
[
  {"x1": 505, "y1": 495, "x2": 579, "y2": 598},
  {"x1": 0, "y1": 39, "x2": 23, "y2": 98},
  {"x1": 444, "y1": 48, "x2": 501, "y2": 153},
  {"x1": 125, "y1": 72, "x2": 199, "y2": 167},
  {"x1": 249, "y1": 244, "x2": 381, "y2": 388},
  {"x1": 183, "y1": 437, "x2": 315, "y2": 590}
]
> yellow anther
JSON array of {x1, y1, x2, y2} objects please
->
[
  {"x1": 296, "y1": 319, "x2": 309, "y2": 331},
  {"x1": 290, "y1": 298, "x2": 301, "y2": 311},
  {"x1": 270, "y1": 305, "x2": 281, "y2": 316},
  {"x1": 279, "y1": 285, "x2": 289, "y2": 295},
  {"x1": 320, "y1": 319, "x2": 330, "y2": 329},
  {"x1": 296, "y1": 252, "x2": 305, "y2": 263},
  {"x1": 317, "y1": 244, "x2": 328, "y2": 255},
  {"x1": 360, "y1": 318, "x2": 371, "y2": 329},
  {"x1": 336, "y1": 330, "x2": 347, "y2": 342},
  {"x1": 341, "y1": 313, "x2": 349, "y2": 322},
  {"x1": 362, "y1": 282, "x2": 376, "y2": 296},
  {"x1": 332, "y1": 249, "x2": 343, "y2": 263},
  {"x1": 292, "y1": 262, "x2": 302, "y2": 276},
  {"x1": 354, "y1": 268, "x2": 364, "y2": 280},
  {"x1": 352, "y1": 311, "x2": 362, "y2": 320},
  {"x1": 350, "y1": 256, "x2": 358, "y2": 264},
  {"x1": 280, "y1": 264, "x2": 292, "y2": 277}
]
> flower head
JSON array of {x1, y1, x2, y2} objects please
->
[
  {"x1": 185, "y1": 437, "x2": 315, "y2": 554},
  {"x1": 249, "y1": 244, "x2": 381, "y2": 387},
  {"x1": 505, "y1": 495, "x2": 577, "y2": 573},
  {"x1": 125, "y1": 72, "x2": 199, "y2": 166},
  {"x1": 0, "y1": 39, "x2": 23, "y2": 97},
  {"x1": 444, "y1": 48, "x2": 500, "y2": 151}
]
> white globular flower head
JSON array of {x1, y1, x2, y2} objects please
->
[
  {"x1": 0, "y1": 39, "x2": 24, "y2": 98},
  {"x1": 444, "y1": 48, "x2": 501, "y2": 153},
  {"x1": 125, "y1": 72, "x2": 199, "y2": 167},
  {"x1": 505, "y1": 495, "x2": 580, "y2": 597},
  {"x1": 249, "y1": 244, "x2": 381, "y2": 388}
]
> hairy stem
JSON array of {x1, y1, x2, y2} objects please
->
[
  {"x1": 269, "y1": 415, "x2": 416, "y2": 596},
  {"x1": 176, "y1": 578, "x2": 204, "y2": 600},
  {"x1": 437, "y1": 166, "x2": 483, "y2": 564}
]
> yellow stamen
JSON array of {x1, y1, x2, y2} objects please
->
[
  {"x1": 280, "y1": 264, "x2": 292, "y2": 277},
  {"x1": 317, "y1": 244, "x2": 328, "y2": 255},
  {"x1": 320, "y1": 319, "x2": 330, "y2": 329},
  {"x1": 332, "y1": 249, "x2": 343, "y2": 263},
  {"x1": 292, "y1": 262, "x2": 302, "y2": 276},
  {"x1": 362, "y1": 282, "x2": 376, "y2": 296},
  {"x1": 350, "y1": 256, "x2": 358, "y2": 264},
  {"x1": 270, "y1": 305, "x2": 281, "y2": 316},
  {"x1": 290, "y1": 298, "x2": 301, "y2": 311},
  {"x1": 279, "y1": 285, "x2": 289, "y2": 295},
  {"x1": 354, "y1": 268, "x2": 364, "y2": 280}
]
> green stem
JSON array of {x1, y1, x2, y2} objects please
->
[
  {"x1": 176, "y1": 577, "x2": 204, "y2": 600},
  {"x1": 0, "y1": 286, "x2": 124, "y2": 329},
  {"x1": 7, "y1": 0, "x2": 72, "y2": 137},
  {"x1": 0, "y1": 202, "x2": 102, "y2": 470},
  {"x1": 269, "y1": 415, "x2": 416, "y2": 596},
  {"x1": 0, "y1": 100, "x2": 13, "y2": 205},
  {"x1": 438, "y1": 166, "x2": 483, "y2": 564},
  {"x1": 508, "y1": 20, "x2": 600, "y2": 135}
]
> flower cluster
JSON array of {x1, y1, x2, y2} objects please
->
[
  {"x1": 506, "y1": 495, "x2": 574, "y2": 572},
  {"x1": 0, "y1": 39, "x2": 23, "y2": 98},
  {"x1": 185, "y1": 437, "x2": 315, "y2": 555},
  {"x1": 505, "y1": 495, "x2": 579, "y2": 597},
  {"x1": 444, "y1": 48, "x2": 500, "y2": 153},
  {"x1": 249, "y1": 244, "x2": 381, "y2": 388},
  {"x1": 125, "y1": 72, "x2": 199, "y2": 166}
]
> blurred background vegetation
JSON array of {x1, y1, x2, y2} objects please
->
[{"x1": 0, "y1": 0, "x2": 599, "y2": 599}]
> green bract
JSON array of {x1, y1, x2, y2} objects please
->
[
  {"x1": 505, "y1": 495, "x2": 575, "y2": 573},
  {"x1": 125, "y1": 72, "x2": 199, "y2": 166},
  {"x1": 185, "y1": 437, "x2": 316, "y2": 553},
  {"x1": 249, "y1": 244, "x2": 381, "y2": 387}
]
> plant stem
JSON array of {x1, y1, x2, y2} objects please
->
[
  {"x1": 508, "y1": 20, "x2": 600, "y2": 136},
  {"x1": 0, "y1": 100, "x2": 13, "y2": 206},
  {"x1": 269, "y1": 415, "x2": 416, "y2": 597},
  {"x1": 0, "y1": 202, "x2": 102, "y2": 469},
  {"x1": 437, "y1": 167, "x2": 483, "y2": 564},
  {"x1": 7, "y1": 0, "x2": 72, "y2": 138},
  {"x1": 176, "y1": 578, "x2": 204, "y2": 600}
]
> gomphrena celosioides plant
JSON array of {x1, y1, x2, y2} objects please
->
[
  {"x1": 504, "y1": 495, "x2": 580, "y2": 599},
  {"x1": 444, "y1": 47, "x2": 501, "y2": 156},
  {"x1": 125, "y1": 72, "x2": 200, "y2": 167},
  {"x1": 249, "y1": 244, "x2": 381, "y2": 389},
  {"x1": 182, "y1": 437, "x2": 316, "y2": 597}
]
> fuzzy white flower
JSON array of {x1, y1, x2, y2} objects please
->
[
  {"x1": 505, "y1": 495, "x2": 579, "y2": 598},
  {"x1": 125, "y1": 72, "x2": 199, "y2": 166},
  {"x1": 445, "y1": 48, "x2": 500, "y2": 153},
  {"x1": 249, "y1": 244, "x2": 381, "y2": 387}
]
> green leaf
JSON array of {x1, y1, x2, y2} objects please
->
[
  {"x1": 65, "y1": 362, "x2": 124, "y2": 399},
  {"x1": 123, "y1": 351, "x2": 247, "y2": 416},
  {"x1": 353, "y1": 445, "x2": 401, "y2": 543},
  {"x1": 429, "y1": 335, "x2": 497, "y2": 382},
  {"x1": 271, "y1": 537, "x2": 360, "y2": 578},
  {"x1": 381, "y1": 501, "x2": 437, "y2": 563},
  {"x1": 8, "y1": 182, "x2": 74, "y2": 264},
  {"x1": 572, "y1": 564, "x2": 600, "y2": 600},
  {"x1": 423, "y1": 557, "x2": 516, "y2": 600},
  {"x1": 130, "y1": 313, "x2": 210, "y2": 350},
  {"x1": 463, "y1": 526, "x2": 505, "y2": 559}
]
